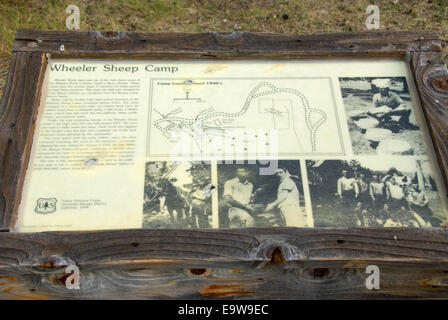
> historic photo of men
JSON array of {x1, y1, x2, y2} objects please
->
[
  {"x1": 339, "y1": 77, "x2": 426, "y2": 155},
  {"x1": 306, "y1": 159, "x2": 446, "y2": 227},
  {"x1": 142, "y1": 161, "x2": 212, "y2": 228},
  {"x1": 217, "y1": 161, "x2": 308, "y2": 227}
]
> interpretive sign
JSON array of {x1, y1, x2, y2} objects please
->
[
  {"x1": 1, "y1": 30, "x2": 448, "y2": 299},
  {"x1": 15, "y1": 58, "x2": 447, "y2": 231}
]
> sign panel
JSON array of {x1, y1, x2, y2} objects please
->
[{"x1": 15, "y1": 59, "x2": 448, "y2": 231}]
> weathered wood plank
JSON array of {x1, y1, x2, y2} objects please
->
[
  {"x1": 0, "y1": 52, "x2": 47, "y2": 230},
  {"x1": 12, "y1": 30, "x2": 443, "y2": 59},
  {"x1": 0, "y1": 228, "x2": 447, "y2": 299},
  {"x1": 410, "y1": 51, "x2": 448, "y2": 193}
]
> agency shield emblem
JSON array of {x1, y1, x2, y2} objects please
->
[{"x1": 35, "y1": 198, "x2": 57, "y2": 214}]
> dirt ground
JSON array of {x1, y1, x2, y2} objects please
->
[{"x1": 312, "y1": 190, "x2": 445, "y2": 227}]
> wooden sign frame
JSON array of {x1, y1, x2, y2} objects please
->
[{"x1": 0, "y1": 29, "x2": 447, "y2": 299}]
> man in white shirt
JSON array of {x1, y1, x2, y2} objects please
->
[
  {"x1": 337, "y1": 169, "x2": 359, "y2": 206},
  {"x1": 368, "y1": 78, "x2": 418, "y2": 131},
  {"x1": 385, "y1": 177, "x2": 407, "y2": 213},
  {"x1": 190, "y1": 184, "x2": 211, "y2": 228},
  {"x1": 265, "y1": 167, "x2": 307, "y2": 227},
  {"x1": 223, "y1": 167, "x2": 255, "y2": 228}
]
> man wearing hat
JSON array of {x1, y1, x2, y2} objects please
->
[{"x1": 368, "y1": 78, "x2": 418, "y2": 131}]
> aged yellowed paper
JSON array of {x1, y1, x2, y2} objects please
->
[{"x1": 15, "y1": 59, "x2": 448, "y2": 231}]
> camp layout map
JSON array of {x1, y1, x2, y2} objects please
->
[{"x1": 147, "y1": 78, "x2": 342, "y2": 157}]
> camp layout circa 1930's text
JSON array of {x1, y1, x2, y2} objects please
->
[{"x1": 15, "y1": 59, "x2": 448, "y2": 232}]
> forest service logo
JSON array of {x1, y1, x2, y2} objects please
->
[{"x1": 35, "y1": 198, "x2": 57, "y2": 214}]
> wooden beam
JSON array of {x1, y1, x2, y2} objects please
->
[
  {"x1": 0, "y1": 227, "x2": 448, "y2": 299},
  {"x1": 410, "y1": 51, "x2": 448, "y2": 193},
  {"x1": 0, "y1": 52, "x2": 47, "y2": 230},
  {"x1": 12, "y1": 29, "x2": 443, "y2": 59}
]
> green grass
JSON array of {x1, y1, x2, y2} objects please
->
[{"x1": 0, "y1": 0, "x2": 447, "y2": 96}]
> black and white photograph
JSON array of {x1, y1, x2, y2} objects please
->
[
  {"x1": 217, "y1": 161, "x2": 308, "y2": 228},
  {"x1": 307, "y1": 158, "x2": 445, "y2": 227},
  {"x1": 142, "y1": 161, "x2": 212, "y2": 228},
  {"x1": 339, "y1": 77, "x2": 426, "y2": 155}
]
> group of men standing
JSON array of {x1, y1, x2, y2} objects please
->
[{"x1": 336, "y1": 169, "x2": 438, "y2": 226}]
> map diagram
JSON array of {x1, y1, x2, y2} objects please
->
[{"x1": 149, "y1": 79, "x2": 342, "y2": 157}]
